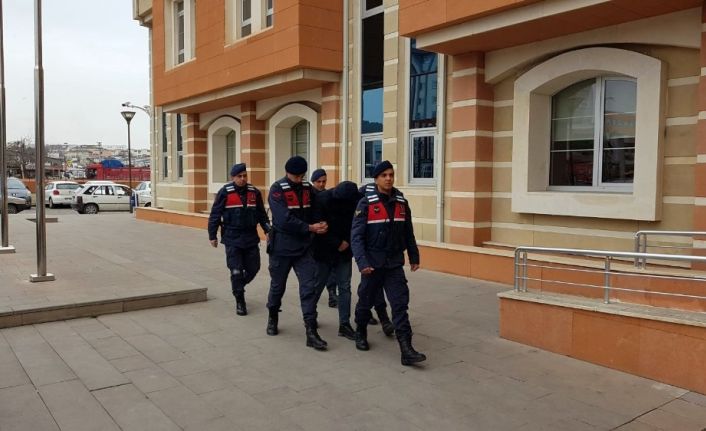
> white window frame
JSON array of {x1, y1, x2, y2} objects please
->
[
  {"x1": 176, "y1": 114, "x2": 184, "y2": 180},
  {"x1": 208, "y1": 116, "x2": 242, "y2": 194},
  {"x1": 240, "y1": 0, "x2": 252, "y2": 37},
  {"x1": 165, "y1": 0, "x2": 195, "y2": 68},
  {"x1": 511, "y1": 47, "x2": 666, "y2": 221},
  {"x1": 361, "y1": 133, "x2": 383, "y2": 184},
  {"x1": 548, "y1": 76, "x2": 636, "y2": 193},
  {"x1": 264, "y1": 0, "x2": 273, "y2": 28},
  {"x1": 161, "y1": 111, "x2": 170, "y2": 181},
  {"x1": 362, "y1": 0, "x2": 384, "y2": 18},
  {"x1": 408, "y1": 129, "x2": 437, "y2": 185},
  {"x1": 227, "y1": 0, "x2": 271, "y2": 43}
]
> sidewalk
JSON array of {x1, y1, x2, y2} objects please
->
[{"x1": 1, "y1": 213, "x2": 705, "y2": 430}]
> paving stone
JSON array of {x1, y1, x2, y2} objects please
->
[
  {"x1": 614, "y1": 420, "x2": 662, "y2": 431},
  {"x1": 2, "y1": 327, "x2": 75, "y2": 387},
  {"x1": 36, "y1": 325, "x2": 128, "y2": 391},
  {"x1": 87, "y1": 335, "x2": 141, "y2": 360},
  {"x1": 0, "y1": 384, "x2": 59, "y2": 431},
  {"x1": 109, "y1": 354, "x2": 154, "y2": 372},
  {"x1": 159, "y1": 357, "x2": 212, "y2": 377},
  {"x1": 93, "y1": 384, "x2": 180, "y2": 431},
  {"x1": 38, "y1": 379, "x2": 120, "y2": 431},
  {"x1": 97, "y1": 314, "x2": 148, "y2": 337},
  {"x1": 638, "y1": 407, "x2": 706, "y2": 431},
  {"x1": 124, "y1": 333, "x2": 187, "y2": 363},
  {"x1": 124, "y1": 366, "x2": 181, "y2": 393},
  {"x1": 680, "y1": 391, "x2": 706, "y2": 408},
  {"x1": 162, "y1": 333, "x2": 214, "y2": 352},
  {"x1": 178, "y1": 370, "x2": 231, "y2": 394},
  {"x1": 147, "y1": 385, "x2": 223, "y2": 428},
  {"x1": 200, "y1": 387, "x2": 304, "y2": 430},
  {"x1": 659, "y1": 398, "x2": 706, "y2": 424},
  {"x1": 184, "y1": 416, "x2": 241, "y2": 431},
  {"x1": 0, "y1": 334, "x2": 30, "y2": 389}
]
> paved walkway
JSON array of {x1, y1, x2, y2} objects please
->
[{"x1": 0, "y1": 212, "x2": 705, "y2": 430}]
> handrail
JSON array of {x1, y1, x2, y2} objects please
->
[
  {"x1": 514, "y1": 246, "x2": 706, "y2": 305},
  {"x1": 633, "y1": 230, "x2": 706, "y2": 268}
]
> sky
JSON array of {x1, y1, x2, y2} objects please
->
[{"x1": 3, "y1": 0, "x2": 150, "y2": 149}]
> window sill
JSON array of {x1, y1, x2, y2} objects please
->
[
  {"x1": 166, "y1": 57, "x2": 196, "y2": 72},
  {"x1": 225, "y1": 26, "x2": 274, "y2": 48}
]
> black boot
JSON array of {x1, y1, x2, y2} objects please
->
[
  {"x1": 266, "y1": 308, "x2": 278, "y2": 336},
  {"x1": 397, "y1": 333, "x2": 426, "y2": 366},
  {"x1": 235, "y1": 294, "x2": 247, "y2": 316},
  {"x1": 327, "y1": 286, "x2": 338, "y2": 308},
  {"x1": 376, "y1": 308, "x2": 394, "y2": 337},
  {"x1": 305, "y1": 321, "x2": 328, "y2": 351},
  {"x1": 355, "y1": 324, "x2": 369, "y2": 351},
  {"x1": 368, "y1": 316, "x2": 379, "y2": 325},
  {"x1": 338, "y1": 322, "x2": 356, "y2": 340}
]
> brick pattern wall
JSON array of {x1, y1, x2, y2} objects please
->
[
  {"x1": 183, "y1": 114, "x2": 208, "y2": 213},
  {"x1": 240, "y1": 101, "x2": 268, "y2": 192},
  {"x1": 445, "y1": 52, "x2": 493, "y2": 246},
  {"x1": 696, "y1": 4, "x2": 706, "y2": 264},
  {"x1": 320, "y1": 83, "x2": 342, "y2": 184}
]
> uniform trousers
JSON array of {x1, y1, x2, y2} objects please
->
[
  {"x1": 267, "y1": 251, "x2": 319, "y2": 322},
  {"x1": 354, "y1": 266, "x2": 412, "y2": 336},
  {"x1": 225, "y1": 245, "x2": 260, "y2": 297}
]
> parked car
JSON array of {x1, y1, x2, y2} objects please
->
[
  {"x1": 7, "y1": 177, "x2": 32, "y2": 207},
  {"x1": 71, "y1": 183, "x2": 133, "y2": 214},
  {"x1": 134, "y1": 181, "x2": 152, "y2": 207},
  {"x1": 44, "y1": 181, "x2": 81, "y2": 208},
  {"x1": 0, "y1": 194, "x2": 29, "y2": 214}
]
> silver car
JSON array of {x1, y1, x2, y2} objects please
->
[
  {"x1": 0, "y1": 194, "x2": 28, "y2": 214},
  {"x1": 7, "y1": 177, "x2": 32, "y2": 208}
]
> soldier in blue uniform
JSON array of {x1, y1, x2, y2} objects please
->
[
  {"x1": 266, "y1": 156, "x2": 329, "y2": 350},
  {"x1": 208, "y1": 163, "x2": 271, "y2": 316},
  {"x1": 351, "y1": 160, "x2": 427, "y2": 366}
]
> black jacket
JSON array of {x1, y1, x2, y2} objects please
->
[
  {"x1": 312, "y1": 181, "x2": 361, "y2": 263},
  {"x1": 267, "y1": 177, "x2": 321, "y2": 256},
  {"x1": 208, "y1": 182, "x2": 270, "y2": 248},
  {"x1": 351, "y1": 187, "x2": 420, "y2": 270}
]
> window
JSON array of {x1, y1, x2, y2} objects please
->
[
  {"x1": 361, "y1": 3, "x2": 383, "y2": 182},
  {"x1": 226, "y1": 130, "x2": 236, "y2": 179},
  {"x1": 291, "y1": 120, "x2": 309, "y2": 159},
  {"x1": 241, "y1": 0, "x2": 252, "y2": 37},
  {"x1": 549, "y1": 77, "x2": 636, "y2": 189},
  {"x1": 362, "y1": 137, "x2": 382, "y2": 181},
  {"x1": 265, "y1": 0, "x2": 273, "y2": 27},
  {"x1": 166, "y1": 0, "x2": 194, "y2": 67},
  {"x1": 511, "y1": 47, "x2": 665, "y2": 221},
  {"x1": 161, "y1": 112, "x2": 169, "y2": 179},
  {"x1": 408, "y1": 39, "x2": 438, "y2": 184},
  {"x1": 176, "y1": 114, "x2": 184, "y2": 179}
]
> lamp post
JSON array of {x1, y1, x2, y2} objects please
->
[{"x1": 121, "y1": 110, "x2": 135, "y2": 213}]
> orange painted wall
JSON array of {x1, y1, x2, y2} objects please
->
[
  {"x1": 399, "y1": 0, "x2": 540, "y2": 36},
  {"x1": 152, "y1": 0, "x2": 342, "y2": 107}
]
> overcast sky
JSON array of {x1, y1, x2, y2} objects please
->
[{"x1": 4, "y1": 0, "x2": 150, "y2": 149}]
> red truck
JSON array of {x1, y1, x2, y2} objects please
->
[{"x1": 85, "y1": 160, "x2": 150, "y2": 182}]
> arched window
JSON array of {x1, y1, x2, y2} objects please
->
[
  {"x1": 226, "y1": 130, "x2": 237, "y2": 176},
  {"x1": 549, "y1": 77, "x2": 636, "y2": 189},
  {"x1": 291, "y1": 120, "x2": 309, "y2": 159}
]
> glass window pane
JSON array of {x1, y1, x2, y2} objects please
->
[
  {"x1": 602, "y1": 148, "x2": 634, "y2": 183},
  {"x1": 266, "y1": 14, "x2": 272, "y2": 27},
  {"x1": 362, "y1": 88, "x2": 383, "y2": 133},
  {"x1": 552, "y1": 79, "x2": 596, "y2": 119},
  {"x1": 409, "y1": 39, "x2": 438, "y2": 129},
  {"x1": 366, "y1": 0, "x2": 382, "y2": 10},
  {"x1": 291, "y1": 120, "x2": 309, "y2": 159},
  {"x1": 549, "y1": 150, "x2": 594, "y2": 186},
  {"x1": 362, "y1": 13, "x2": 383, "y2": 133},
  {"x1": 242, "y1": 0, "x2": 251, "y2": 20},
  {"x1": 176, "y1": 114, "x2": 183, "y2": 152},
  {"x1": 241, "y1": 24, "x2": 251, "y2": 37},
  {"x1": 363, "y1": 139, "x2": 382, "y2": 179},
  {"x1": 411, "y1": 135, "x2": 434, "y2": 179},
  {"x1": 226, "y1": 130, "x2": 236, "y2": 179}
]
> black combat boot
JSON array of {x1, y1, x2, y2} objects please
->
[
  {"x1": 266, "y1": 308, "x2": 279, "y2": 336},
  {"x1": 376, "y1": 308, "x2": 394, "y2": 337},
  {"x1": 368, "y1": 316, "x2": 379, "y2": 325},
  {"x1": 355, "y1": 324, "x2": 369, "y2": 351},
  {"x1": 304, "y1": 320, "x2": 328, "y2": 351},
  {"x1": 327, "y1": 286, "x2": 338, "y2": 308},
  {"x1": 338, "y1": 322, "x2": 356, "y2": 340},
  {"x1": 397, "y1": 333, "x2": 426, "y2": 366},
  {"x1": 235, "y1": 294, "x2": 247, "y2": 316}
]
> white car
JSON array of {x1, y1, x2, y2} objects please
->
[
  {"x1": 44, "y1": 181, "x2": 81, "y2": 208},
  {"x1": 134, "y1": 181, "x2": 152, "y2": 207},
  {"x1": 71, "y1": 183, "x2": 133, "y2": 214}
]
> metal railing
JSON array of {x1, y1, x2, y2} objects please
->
[
  {"x1": 514, "y1": 246, "x2": 706, "y2": 305},
  {"x1": 633, "y1": 230, "x2": 706, "y2": 269}
]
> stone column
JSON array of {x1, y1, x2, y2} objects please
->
[
  {"x1": 445, "y1": 52, "x2": 494, "y2": 246},
  {"x1": 240, "y1": 101, "x2": 268, "y2": 191},
  {"x1": 184, "y1": 114, "x2": 208, "y2": 213},
  {"x1": 695, "y1": 5, "x2": 706, "y2": 266},
  {"x1": 321, "y1": 82, "x2": 342, "y2": 184}
]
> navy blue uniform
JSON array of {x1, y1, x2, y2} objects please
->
[
  {"x1": 208, "y1": 182, "x2": 271, "y2": 297},
  {"x1": 266, "y1": 177, "x2": 321, "y2": 322},
  {"x1": 357, "y1": 183, "x2": 389, "y2": 315},
  {"x1": 351, "y1": 188, "x2": 420, "y2": 336}
]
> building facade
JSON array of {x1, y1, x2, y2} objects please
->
[{"x1": 132, "y1": 0, "x2": 706, "y2": 258}]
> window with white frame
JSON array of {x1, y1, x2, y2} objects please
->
[
  {"x1": 265, "y1": 0, "x2": 273, "y2": 27},
  {"x1": 226, "y1": 130, "x2": 236, "y2": 178},
  {"x1": 161, "y1": 112, "x2": 169, "y2": 180},
  {"x1": 166, "y1": 0, "x2": 195, "y2": 67},
  {"x1": 176, "y1": 114, "x2": 184, "y2": 179},
  {"x1": 241, "y1": 0, "x2": 252, "y2": 37},
  {"x1": 408, "y1": 39, "x2": 438, "y2": 184},
  {"x1": 363, "y1": 137, "x2": 383, "y2": 181},
  {"x1": 291, "y1": 120, "x2": 309, "y2": 159},
  {"x1": 549, "y1": 77, "x2": 636, "y2": 190},
  {"x1": 361, "y1": 1, "x2": 383, "y2": 183},
  {"x1": 227, "y1": 0, "x2": 273, "y2": 42}
]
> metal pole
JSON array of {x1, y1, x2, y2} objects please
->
[
  {"x1": 603, "y1": 256, "x2": 611, "y2": 304},
  {"x1": 522, "y1": 251, "x2": 528, "y2": 292},
  {"x1": 30, "y1": 0, "x2": 53, "y2": 282},
  {"x1": 0, "y1": 0, "x2": 14, "y2": 254},
  {"x1": 127, "y1": 120, "x2": 133, "y2": 213}
]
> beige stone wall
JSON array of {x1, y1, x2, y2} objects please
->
[{"x1": 490, "y1": 45, "x2": 699, "y2": 251}]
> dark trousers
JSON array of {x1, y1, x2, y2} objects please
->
[
  {"x1": 314, "y1": 259, "x2": 352, "y2": 324},
  {"x1": 267, "y1": 252, "x2": 318, "y2": 322},
  {"x1": 354, "y1": 266, "x2": 412, "y2": 336},
  {"x1": 225, "y1": 245, "x2": 261, "y2": 297}
]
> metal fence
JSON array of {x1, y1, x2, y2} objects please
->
[
  {"x1": 514, "y1": 246, "x2": 706, "y2": 305},
  {"x1": 633, "y1": 230, "x2": 706, "y2": 269}
]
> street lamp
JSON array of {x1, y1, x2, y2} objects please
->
[
  {"x1": 122, "y1": 102, "x2": 151, "y2": 116},
  {"x1": 120, "y1": 110, "x2": 135, "y2": 213}
]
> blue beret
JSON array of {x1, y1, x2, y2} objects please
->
[
  {"x1": 371, "y1": 160, "x2": 393, "y2": 178},
  {"x1": 310, "y1": 169, "x2": 327, "y2": 182},
  {"x1": 285, "y1": 156, "x2": 308, "y2": 175},
  {"x1": 230, "y1": 163, "x2": 246, "y2": 177}
]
